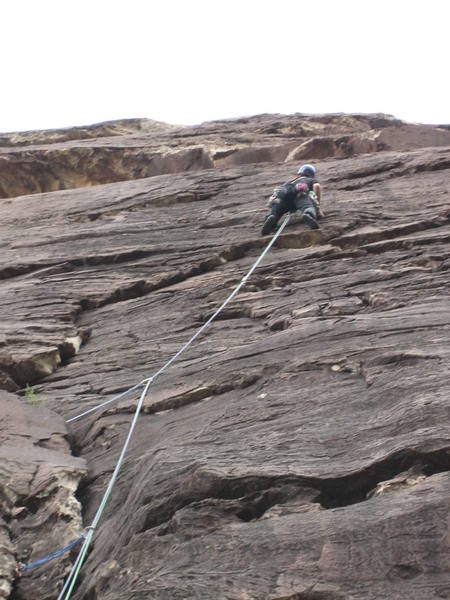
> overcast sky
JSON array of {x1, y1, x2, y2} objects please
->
[{"x1": 1, "y1": 0, "x2": 448, "y2": 133}]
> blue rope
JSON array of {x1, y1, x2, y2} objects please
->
[{"x1": 18, "y1": 537, "x2": 84, "y2": 574}]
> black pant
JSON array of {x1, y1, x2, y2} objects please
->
[{"x1": 269, "y1": 194, "x2": 317, "y2": 224}]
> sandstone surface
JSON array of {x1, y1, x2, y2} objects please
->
[
  {"x1": 0, "y1": 114, "x2": 449, "y2": 599},
  {"x1": 1, "y1": 113, "x2": 450, "y2": 199}
]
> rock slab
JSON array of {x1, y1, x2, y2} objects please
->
[{"x1": 0, "y1": 114, "x2": 449, "y2": 599}]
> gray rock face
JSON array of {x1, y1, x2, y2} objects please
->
[{"x1": 0, "y1": 114, "x2": 449, "y2": 599}]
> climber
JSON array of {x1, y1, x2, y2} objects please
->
[{"x1": 261, "y1": 164, "x2": 323, "y2": 236}]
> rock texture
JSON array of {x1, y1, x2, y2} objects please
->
[{"x1": 0, "y1": 113, "x2": 449, "y2": 599}]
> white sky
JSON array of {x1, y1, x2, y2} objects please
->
[{"x1": 1, "y1": 0, "x2": 449, "y2": 133}]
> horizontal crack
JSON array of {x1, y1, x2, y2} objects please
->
[
  {"x1": 329, "y1": 155, "x2": 450, "y2": 190},
  {"x1": 77, "y1": 239, "x2": 268, "y2": 310},
  {"x1": 330, "y1": 215, "x2": 449, "y2": 251},
  {"x1": 0, "y1": 247, "x2": 163, "y2": 281},
  {"x1": 317, "y1": 447, "x2": 450, "y2": 508},
  {"x1": 273, "y1": 589, "x2": 346, "y2": 600},
  {"x1": 84, "y1": 372, "x2": 262, "y2": 424},
  {"x1": 67, "y1": 184, "x2": 232, "y2": 224},
  {"x1": 137, "y1": 447, "x2": 449, "y2": 538},
  {"x1": 362, "y1": 231, "x2": 450, "y2": 254}
]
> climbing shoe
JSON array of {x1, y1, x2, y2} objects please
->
[
  {"x1": 261, "y1": 214, "x2": 277, "y2": 236},
  {"x1": 302, "y1": 212, "x2": 319, "y2": 230}
]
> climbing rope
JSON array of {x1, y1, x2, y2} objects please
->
[
  {"x1": 57, "y1": 215, "x2": 291, "y2": 599},
  {"x1": 66, "y1": 381, "x2": 145, "y2": 423},
  {"x1": 66, "y1": 214, "x2": 291, "y2": 425}
]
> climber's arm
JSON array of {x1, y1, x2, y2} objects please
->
[{"x1": 313, "y1": 183, "x2": 325, "y2": 218}]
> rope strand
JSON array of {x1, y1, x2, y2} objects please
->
[
  {"x1": 58, "y1": 215, "x2": 290, "y2": 599},
  {"x1": 66, "y1": 381, "x2": 146, "y2": 423}
]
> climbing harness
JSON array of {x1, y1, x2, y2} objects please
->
[
  {"x1": 15, "y1": 536, "x2": 84, "y2": 577},
  {"x1": 51, "y1": 215, "x2": 290, "y2": 599}
]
